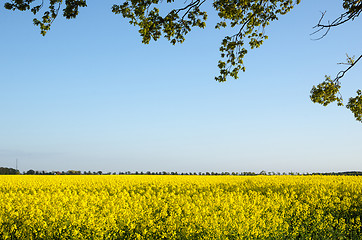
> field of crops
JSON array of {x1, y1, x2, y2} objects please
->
[{"x1": 0, "y1": 175, "x2": 361, "y2": 239}]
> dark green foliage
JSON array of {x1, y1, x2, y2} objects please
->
[
  {"x1": 347, "y1": 90, "x2": 362, "y2": 122},
  {"x1": 310, "y1": 76, "x2": 343, "y2": 107},
  {"x1": 310, "y1": 54, "x2": 362, "y2": 122},
  {"x1": 26, "y1": 169, "x2": 35, "y2": 174},
  {"x1": 213, "y1": 0, "x2": 300, "y2": 81},
  {"x1": 111, "y1": 0, "x2": 301, "y2": 82},
  {"x1": 0, "y1": 167, "x2": 19, "y2": 175},
  {"x1": 4, "y1": 0, "x2": 87, "y2": 36},
  {"x1": 112, "y1": 0, "x2": 208, "y2": 46}
]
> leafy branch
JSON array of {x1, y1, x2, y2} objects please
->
[
  {"x1": 310, "y1": 54, "x2": 362, "y2": 122},
  {"x1": 309, "y1": 0, "x2": 361, "y2": 122},
  {"x1": 111, "y1": 0, "x2": 208, "y2": 45},
  {"x1": 4, "y1": 0, "x2": 87, "y2": 36},
  {"x1": 213, "y1": 0, "x2": 300, "y2": 82}
]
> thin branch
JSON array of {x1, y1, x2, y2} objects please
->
[
  {"x1": 175, "y1": 0, "x2": 199, "y2": 14},
  {"x1": 181, "y1": 0, "x2": 199, "y2": 20},
  {"x1": 51, "y1": 1, "x2": 62, "y2": 24},
  {"x1": 311, "y1": 2, "x2": 362, "y2": 39},
  {"x1": 334, "y1": 55, "x2": 362, "y2": 83}
]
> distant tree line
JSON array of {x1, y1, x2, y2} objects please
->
[
  {"x1": 0, "y1": 167, "x2": 20, "y2": 175},
  {"x1": 313, "y1": 171, "x2": 362, "y2": 176},
  {"x1": 0, "y1": 167, "x2": 361, "y2": 176}
]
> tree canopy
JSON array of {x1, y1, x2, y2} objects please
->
[{"x1": 3, "y1": 0, "x2": 361, "y2": 122}]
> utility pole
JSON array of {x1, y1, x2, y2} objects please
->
[{"x1": 16, "y1": 159, "x2": 18, "y2": 172}]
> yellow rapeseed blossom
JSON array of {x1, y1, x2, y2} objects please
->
[{"x1": 0, "y1": 175, "x2": 361, "y2": 239}]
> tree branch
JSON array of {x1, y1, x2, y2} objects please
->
[
  {"x1": 334, "y1": 54, "x2": 362, "y2": 83},
  {"x1": 311, "y1": 1, "x2": 362, "y2": 40}
]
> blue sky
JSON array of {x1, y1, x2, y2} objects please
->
[{"x1": 0, "y1": 0, "x2": 361, "y2": 173}]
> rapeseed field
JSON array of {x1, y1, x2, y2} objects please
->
[{"x1": 0, "y1": 175, "x2": 361, "y2": 239}]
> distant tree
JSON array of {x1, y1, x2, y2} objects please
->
[
  {"x1": 67, "y1": 170, "x2": 81, "y2": 175},
  {"x1": 0, "y1": 167, "x2": 19, "y2": 175},
  {"x1": 26, "y1": 169, "x2": 35, "y2": 175},
  {"x1": 259, "y1": 170, "x2": 267, "y2": 175}
]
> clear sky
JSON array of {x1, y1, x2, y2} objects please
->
[{"x1": 0, "y1": 0, "x2": 361, "y2": 173}]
